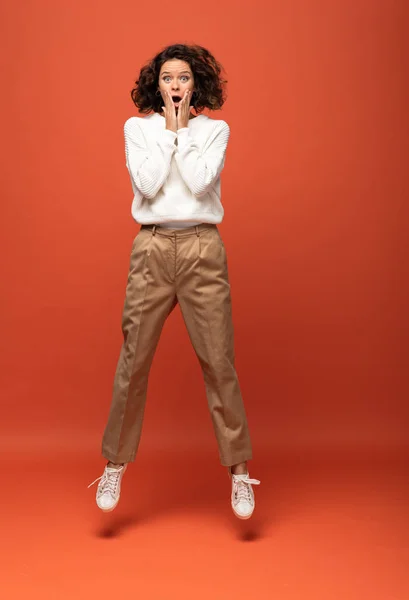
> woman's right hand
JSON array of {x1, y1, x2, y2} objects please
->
[{"x1": 162, "y1": 91, "x2": 178, "y2": 133}]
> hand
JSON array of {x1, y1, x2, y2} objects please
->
[
  {"x1": 176, "y1": 90, "x2": 192, "y2": 130},
  {"x1": 162, "y1": 91, "x2": 177, "y2": 133}
]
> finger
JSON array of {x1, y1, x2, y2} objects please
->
[
  {"x1": 167, "y1": 91, "x2": 176, "y2": 110},
  {"x1": 178, "y1": 94, "x2": 186, "y2": 110}
]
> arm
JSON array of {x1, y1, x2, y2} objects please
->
[
  {"x1": 174, "y1": 121, "x2": 230, "y2": 197},
  {"x1": 124, "y1": 117, "x2": 177, "y2": 200}
]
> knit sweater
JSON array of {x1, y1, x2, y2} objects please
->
[{"x1": 123, "y1": 112, "x2": 230, "y2": 227}]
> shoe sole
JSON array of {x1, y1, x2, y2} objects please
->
[
  {"x1": 232, "y1": 503, "x2": 255, "y2": 520},
  {"x1": 97, "y1": 497, "x2": 120, "y2": 512},
  {"x1": 97, "y1": 504, "x2": 118, "y2": 513},
  {"x1": 233, "y1": 512, "x2": 253, "y2": 520}
]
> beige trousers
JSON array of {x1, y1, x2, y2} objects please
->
[{"x1": 101, "y1": 224, "x2": 253, "y2": 467}]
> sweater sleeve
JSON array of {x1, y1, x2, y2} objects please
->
[
  {"x1": 124, "y1": 117, "x2": 177, "y2": 200},
  {"x1": 174, "y1": 121, "x2": 230, "y2": 197}
]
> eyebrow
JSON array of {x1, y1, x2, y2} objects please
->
[{"x1": 161, "y1": 71, "x2": 191, "y2": 75}]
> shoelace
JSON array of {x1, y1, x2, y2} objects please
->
[
  {"x1": 232, "y1": 475, "x2": 260, "y2": 504},
  {"x1": 87, "y1": 467, "x2": 123, "y2": 496}
]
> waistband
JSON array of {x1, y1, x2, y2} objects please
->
[{"x1": 140, "y1": 223, "x2": 217, "y2": 237}]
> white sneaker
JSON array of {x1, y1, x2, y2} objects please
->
[
  {"x1": 88, "y1": 464, "x2": 127, "y2": 512},
  {"x1": 230, "y1": 471, "x2": 260, "y2": 520}
]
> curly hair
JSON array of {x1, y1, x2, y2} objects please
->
[{"x1": 130, "y1": 44, "x2": 228, "y2": 115}]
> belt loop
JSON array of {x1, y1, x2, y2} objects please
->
[
  {"x1": 152, "y1": 225, "x2": 157, "y2": 236},
  {"x1": 195, "y1": 225, "x2": 200, "y2": 237}
]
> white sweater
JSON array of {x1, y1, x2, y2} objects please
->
[{"x1": 123, "y1": 112, "x2": 230, "y2": 227}]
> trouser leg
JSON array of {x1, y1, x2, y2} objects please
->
[
  {"x1": 176, "y1": 226, "x2": 253, "y2": 467},
  {"x1": 102, "y1": 227, "x2": 176, "y2": 464}
]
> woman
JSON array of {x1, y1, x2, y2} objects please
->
[{"x1": 89, "y1": 44, "x2": 260, "y2": 520}]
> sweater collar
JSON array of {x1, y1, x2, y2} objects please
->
[{"x1": 150, "y1": 112, "x2": 206, "y2": 124}]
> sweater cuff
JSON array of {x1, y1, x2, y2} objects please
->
[
  {"x1": 161, "y1": 129, "x2": 178, "y2": 146},
  {"x1": 176, "y1": 128, "x2": 190, "y2": 149}
]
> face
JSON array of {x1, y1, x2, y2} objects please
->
[{"x1": 158, "y1": 59, "x2": 195, "y2": 111}]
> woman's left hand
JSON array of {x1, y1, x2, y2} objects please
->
[{"x1": 176, "y1": 90, "x2": 191, "y2": 129}]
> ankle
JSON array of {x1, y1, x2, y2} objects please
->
[
  {"x1": 230, "y1": 462, "x2": 247, "y2": 475},
  {"x1": 107, "y1": 461, "x2": 124, "y2": 469}
]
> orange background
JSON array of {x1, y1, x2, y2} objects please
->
[
  {"x1": 2, "y1": 0, "x2": 407, "y2": 456},
  {"x1": 2, "y1": 1, "x2": 409, "y2": 598}
]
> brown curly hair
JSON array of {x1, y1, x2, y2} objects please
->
[{"x1": 130, "y1": 44, "x2": 228, "y2": 115}]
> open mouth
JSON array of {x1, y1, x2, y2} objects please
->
[{"x1": 172, "y1": 96, "x2": 182, "y2": 104}]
